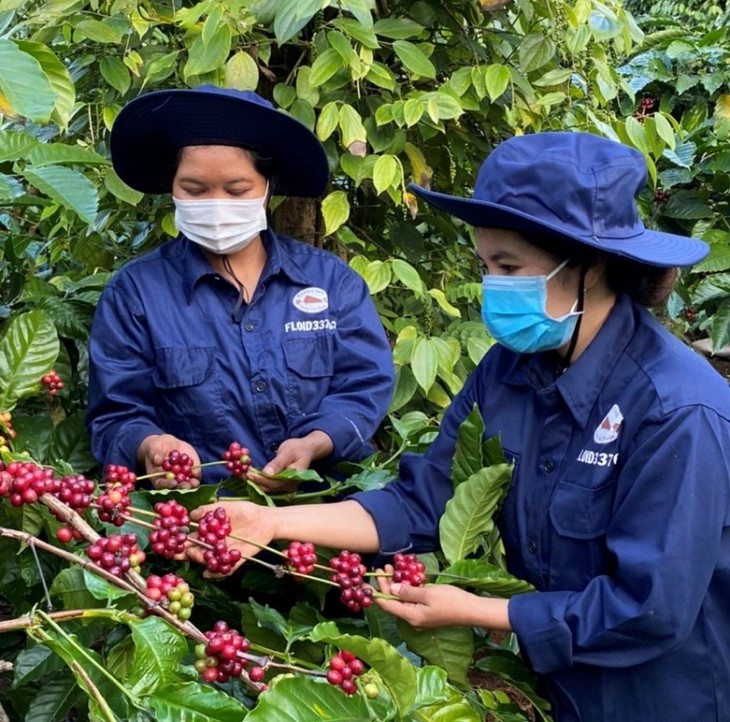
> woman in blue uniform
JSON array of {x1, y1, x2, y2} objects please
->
[
  {"x1": 186, "y1": 131, "x2": 730, "y2": 721},
  {"x1": 86, "y1": 85, "x2": 394, "y2": 489}
]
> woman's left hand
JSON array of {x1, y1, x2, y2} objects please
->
[{"x1": 374, "y1": 565, "x2": 512, "y2": 631}]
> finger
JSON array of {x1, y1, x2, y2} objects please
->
[{"x1": 189, "y1": 502, "x2": 219, "y2": 522}]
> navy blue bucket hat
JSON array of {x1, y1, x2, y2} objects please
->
[
  {"x1": 409, "y1": 131, "x2": 708, "y2": 268},
  {"x1": 110, "y1": 85, "x2": 329, "y2": 197}
]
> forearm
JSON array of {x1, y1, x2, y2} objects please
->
[{"x1": 270, "y1": 499, "x2": 380, "y2": 553}]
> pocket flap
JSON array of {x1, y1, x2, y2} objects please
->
[
  {"x1": 283, "y1": 336, "x2": 334, "y2": 379},
  {"x1": 153, "y1": 347, "x2": 216, "y2": 388},
  {"x1": 549, "y1": 479, "x2": 615, "y2": 540}
]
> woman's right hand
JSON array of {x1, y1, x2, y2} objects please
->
[
  {"x1": 186, "y1": 500, "x2": 277, "y2": 576},
  {"x1": 137, "y1": 433, "x2": 202, "y2": 489}
]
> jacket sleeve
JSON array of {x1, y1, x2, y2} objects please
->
[
  {"x1": 508, "y1": 405, "x2": 730, "y2": 673},
  {"x1": 289, "y1": 269, "x2": 395, "y2": 462},
  {"x1": 85, "y1": 281, "x2": 164, "y2": 470}
]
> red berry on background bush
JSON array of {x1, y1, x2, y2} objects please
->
[
  {"x1": 326, "y1": 650, "x2": 366, "y2": 694},
  {"x1": 392, "y1": 552, "x2": 426, "y2": 587},
  {"x1": 40, "y1": 369, "x2": 64, "y2": 396},
  {"x1": 222, "y1": 442, "x2": 252, "y2": 478}
]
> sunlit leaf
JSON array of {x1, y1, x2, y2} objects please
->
[
  {"x1": 0, "y1": 39, "x2": 55, "y2": 121},
  {"x1": 22, "y1": 165, "x2": 98, "y2": 225},
  {"x1": 392, "y1": 40, "x2": 436, "y2": 79},
  {"x1": 321, "y1": 190, "x2": 350, "y2": 236}
]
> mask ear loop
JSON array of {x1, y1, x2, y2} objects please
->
[
  {"x1": 222, "y1": 255, "x2": 249, "y2": 321},
  {"x1": 560, "y1": 263, "x2": 587, "y2": 370}
]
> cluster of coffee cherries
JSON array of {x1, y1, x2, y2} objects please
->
[
  {"x1": 40, "y1": 369, "x2": 64, "y2": 396},
  {"x1": 96, "y1": 465, "x2": 137, "y2": 526},
  {"x1": 222, "y1": 442, "x2": 252, "y2": 478},
  {"x1": 633, "y1": 95, "x2": 659, "y2": 122},
  {"x1": 161, "y1": 450, "x2": 196, "y2": 488},
  {"x1": 326, "y1": 650, "x2": 366, "y2": 695},
  {"x1": 285, "y1": 541, "x2": 318, "y2": 576},
  {"x1": 392, "y1": 552, "x2": 427, "y2": 587},
  {"x1": 329, "y1": 551, "x2": 373, "y2": 612},
  {"x1": 86, "y1": 533, "x2": 145, "y2": 577},
  {"x1": 196, "y1": 507, "x2": 242, "y2": 574},
  {"x1": 145, "y1": 573, "x2": 194, "y2": 620},
  {"x1": 653, "y1": 188, "x2": 672, "y2": 205},
  {"x1": 194, "y1": 621, "x2": 264, "y2": 684},
  {"x1": 149, "y1": 499, "x2": 191, "y2": 558}
]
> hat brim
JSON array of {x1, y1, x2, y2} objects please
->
[
  {"x1": 409, "y1": 183, "x2": 708, "y2": 268},
  {"x1": 111, "y1": 89, "x2": 329, "y2": 197}
]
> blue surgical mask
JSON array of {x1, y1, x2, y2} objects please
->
[{"x1": 481, "y1": 259, "x2": 582, "y2": 354}]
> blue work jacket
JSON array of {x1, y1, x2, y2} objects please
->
[
  {"x1": 354, "y1": 293, "x2": 730, "y2": 721},
  {"x1": 86, "y1": 231, "x2": 394, "y2": 482}
]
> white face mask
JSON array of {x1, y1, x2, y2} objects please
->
[{"x1": 173, "y1": 186, "x2": 268, "y2": 255}]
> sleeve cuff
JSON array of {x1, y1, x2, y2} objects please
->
[
  {"x1": 103, "y1": 420, "x2": 163, "y2": 471},
  {"x1": 508, "y1": 591, "x2": 576, "y2": 674},
  {"x1": 350, "y1": 490, "x2": 414, "y2": 554},
  {"x1": 292, "y1": 412, "x2": 365, "y2": 462}
]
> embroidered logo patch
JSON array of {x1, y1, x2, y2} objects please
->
[
  {"x1": 593, "y1": 404, "x2": 624, "y2": 444},
  {"x1": 293, "y1": 287, "x2": 328, "y2": 314}
]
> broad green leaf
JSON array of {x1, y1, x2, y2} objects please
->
[
  {"x1": 50, "y1": 567, "x2": 100, "y2": 610},
  {"x1": 0, "y1": 129, "x2": 39, "y2": 161},
  {"x1": 47, "y1": 411, "x2": 95, "y2": 472},
  {"x1": 662, "y1": 190, "x2": 713, "y2": 220},
  {"x1": 128, "y1": 616, "x2": 193, "y2": 695},
  {"x1": 225, "y1": 50, "x2": 259, "y2": 90},
  {"x1": 0, "y1": 310, "x2": 58, "y2": 410},
  {"x1": 309, "y1": 623, "x2": 417, "y2": 716},
  {"x1": 107, "y1": 635, "x2": 136, "y2": 682},
  {"x1": 532, "y1": 67, "x2": 573, "y2": 86},
  {"x1": 327, "y1": 30, "x2": 355, "y2": 64},
  {"x1": 0, "y1": 39, "x2": 55, "y2": 121},
  {"x1": 273, "y1": 0, "x2": 321, "y2": 44},
  {"x1": 437, "y1": 559, "x2": 535, "y2": 596},
  {"x1": 389, "y1": 365, "x2": 418, "y2": 412},
  {"x1": 145, "y1": 681, "x2": 249, "y2": 722},
  {"x1": 0, "y1": 172, "x2": 23, "y2": 200},
  {"x1": 338, "y1": 104, "x2": 367, "y2": 147},
  {"x1": 248, "y1": 598, "x2": 315, "y2": 645},
  {"x1": 296, "y1": 66, "x2": 320, "y2": 106},
  {"x1": 27, "y1": 144, "x2": 109, "y2": 167},
  {"x1": 439, "y1": 464, "x2": 514, "y2": 563},
  {"x1": 142, "y1": 51, "x2": 180, "y2": 88},
  {"x1": 321, "y1": 190, "x2": 350, "y2": 236},
  {"x1": 288, "y1": 98, "x2": 316, "y2": 130},
  {"x1": 398, "y1": 621, "x2": 473, "y2": 687},
  {"x1": 663, "y1": 140, "x2": 695, "y2": 169},
  {"x1": 335, "y1": 17, "x2": 379, "y2": 49},
  {"x1": 105, "y1": 167, "x2": 144, "y2": 205},
  {"x1": 73, "y1": 17, "x2": 124, "y2": 43},
  {"x1": 13, "y1": 645, "x2": 65, "y2": 687},
  {"x1": 423, "y1": 91, "x2": 463, "y2": 121},
  {"x1": 359, "y1": 259, "x2": 391, "y2": 294},
  {"x1": 410, "y1": 666, "x2": 453, "y2": 709},
  {"x1": 365, "y1": 62, "x2": 396, "y2": 90},
  {"x1": 392, "y1": 40, "x2": 436, "y2": 79},
  {"x1": 411, "y1": 336, "x2": 439, "y2": 392},
  {"x1": 428, "y1": 289, "x2": 461, "y2": 317},
  {"x1": 711, "y1": 297, "x2": 730, "y2": 352},
  {"x1": 273, "y1": 83, "x2": 296, "y2": 109},
  {"x1": 653, "y1": 112, "x2": 676, "y2": 150},
  {"x1": 339, "y1": 0, "x2": 373, "y2": 27},
  {"x1": 22, "y1": 165, "x2": 98, "y2": 224},
  {"x1": 373, "y1": 154, "x2": 399, "y2": 194},
  {"x1": 391, "y1": 258, "x2": 425, "y2": 294},
  {"x1": 518, "y1": 34, "x2": 555, "y2": 73},
  {"x1": 100, "y1": 56, "x2": 131, "y2": 96},
  {"x1": 624, "y1": 116, "x2": 650, "y2": 156},
  {"x1": 451, "y1": 404, "x2": 485, "y2": 486},
  {"x1": 183, "y1": 23, "x2": 231, "y2": 78},
  {"x1": 316, "y1": 101, "x2": 339, "y2": 141},
  {"x1": 403, "y1": 97, "x2": 424, "y2": 126},
  {"x1": 310, "y1": 48, "x2": 343, "y2": 87},
  {"x1": 374, "y1": 17, "x2": 424, "y2": 39},
  {"x1": 82, "y1": 568, "x2": 135, "y2": 603},
  {"x1": 16, "y1": 41, "x2": 74, "y2": 128},
  {"x1": 692, "y1": 273, "x2": 730, "y2": 305},
  {"x1": 24, "y1": 676, "x2": 77, "y2": 722}
]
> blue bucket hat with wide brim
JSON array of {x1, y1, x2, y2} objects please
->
[
  {"x1": 409, "y1": 131, "x2": 708, "y2": 268},
  {"x1": 110, "y1": 85, "x2": 329, "y2": 197}
]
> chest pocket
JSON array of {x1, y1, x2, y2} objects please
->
[
  {"x1": 282, "y1": 336, "x2": 334, "y2": 417},
  {"x1": 547, "y1": 478, "x2": 616, "y2": 589},
  {"x1": 152, "y1": 347, "x2": 223, "y2": 443}
]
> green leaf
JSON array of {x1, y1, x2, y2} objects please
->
[
  {"x1": 0, "y1": 309, "x2": 58, "y2": 410},
  {"x1": 100, "y1": 56, "x2": 131, "y2": 96},
  {"x1": 309, "y1": 623, "x2": 417, "y2": 716},
  {"x1": 397, "y1": 621, "x2": 473, "y2": 687},
  {"x1": 411, "y1": 336, "x2": 439, "y2": 393},
  {"x1": 83, "y1": 568, "x2": 135, "y2": 603},
  {"x1": 22, "y1": 165, "x2": 98, "y2": 225},
  {"x1": 451, "y1": 404, "x2": 485, "y2": 486},
  {"x1": 0, "y1": 129, "x2": 39, "y2": 161},
  {"x1": 13, "y1": 645, "x2": 65, "y2": 687},
  {"x1": 373, "y1": 17, "x2": 424, "y2": 39},
  {"x1": 322, "y1": 190, "x2": 350, "y2": 236},
  {"x1": 439, "y1": 464, "x2": 514, "y2": 564},
  {"x1": 273, "y1": 0, "x2": 321, "y2": 44},
  {"x1": 0, "y1": 172, "x2": 23, "y2": 200},
  {"x1": 428, "y1": 288, "x2": 461, "y2": 317},
  {"x1": 105, "y1": 167, "x2": 144, "y2": 205},
  {"x1": 663, "y1": 140, "x2": 696, "y2": 168},
  {"x1": 410, "y1": 665, "x2": 453, "y2": 709},
  {"x1": 335, "y1": 17, "x2": 379, "y2": 49},
  {"x1": 437, "y1": 559, "x2": 535, "y2": 596},
  {"x1": 391, "y1": 258, "x2": 425, "y2": 294},
  {"x1": 372, "y1": 154, "x2": 399, "y2": 194},
  {"x1": 16, "y1": 41, "x2": 74, "y2": 128},
  {"x1": 711, "y1": 297, "x2": 730, "y2": 352},
  {"x1": 310, "y1": 48, "x2": 343, "y2": 87},
  {"x1": 225, "y1": 50, "x2": 259, "y2": 90},
  {"x1": 518, "y1": 34, "x2": 556, "y2": 73},
  {"x1": 316, "y1": 101, "x2": 339, "y2": 141},
  {"x1": 365, "y1": 62, "x2": 396, "y2": 90},
  {"x1": 392, "y1": 40, "x2": 436, "y2": 79},
  {"x1": 73, "y1": 17, "x2": 124, "y2": 43},
  {"x1": 662, "y1": 190, "x2": 713, "y2": 220},
  {"x1": 359, "y1": 259, "x2": 391, "y2": 294},
  {"x1": 0, "y1": 39, "x2": 55, "y2": 122},
  {"x1": 128, "y1": 616, "x2": 193, "y2": 695},
  {"x1": 653, "y1": 112, "x2": 676, "y2": 150},
  {"x1": 532, "y1": 67, "x2": 573, "y2": 86},
  {"x1": 50, "y1": 567, "x2": 100, "y2": 610},
  {"x1": 145, "y1": 681, "x2": 250, "y2": 722},
  {"x1": 338, "y1": 104, "x2": 367, "y2": 147},
  {"x1": 25, "y1": 676, "x2": 77, "y2": 722},
  {"x1": 183, "y1": 23, "x2": 231, "y2": 78},
  {"x1": 27, "y1": 143, "x2": 109, "y2": 167},
  {"x1": 47, "y1": 411, "x2": 95, "y2": 472}
]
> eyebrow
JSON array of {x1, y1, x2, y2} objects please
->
[{"x1": 476, "y1": 249, "x2": 521, "y2": 264}]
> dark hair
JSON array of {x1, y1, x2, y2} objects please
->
[
  {"x1": 173, "y1": 145, "x2": 280, "y2": 194},
  {"x1": 529, "y1": 234, "x2": 678, "y2": 308}
]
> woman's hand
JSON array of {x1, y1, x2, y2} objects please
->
[
  {"x1": 247, "y1": 431, "x2": 334, "y2": 493},
  {"x1": 185, "y1": 500, "x2": 277, "y2": 576},
  {"x1": 137, "y1": 433, "x2": 201, "y2": 489},
  {"x1": 374, "y1": 565, "x2": 512, "y2": 631}
]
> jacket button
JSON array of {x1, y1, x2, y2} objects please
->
[
  {"x1": 543, "y1": 458, "x2": 554, "y2": 472},
  {"x1": 244, "y1": 321, "x2": 254, "y2": 332},
  {"x1": 255, "y1": 380, "x2": 267, "y2": 392},
  {"x1": 527, "y1": 541, "x2": 537, "y2": 554}
]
